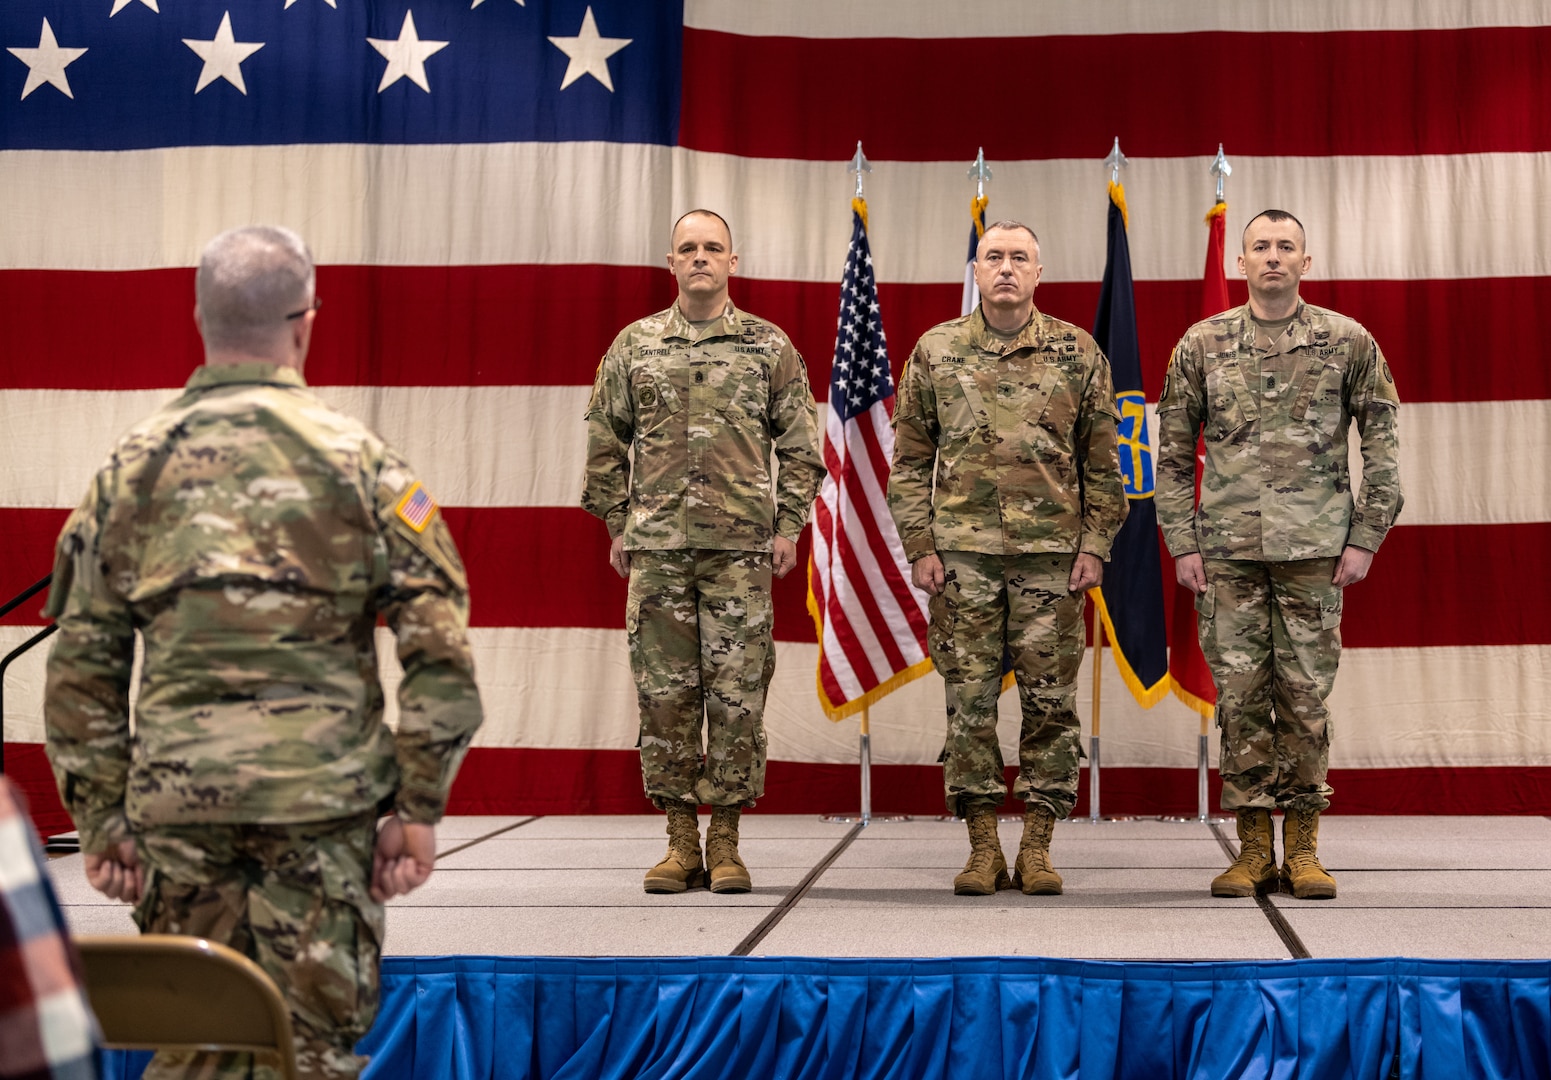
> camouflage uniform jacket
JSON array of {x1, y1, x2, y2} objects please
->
[
  {"x1": 43, "y1": 363, "x2": 484, "y2": 853},
  {"x1": 888, "y1": 306, "x2": 1129, "y2": 562},
  {"x1": 1155, "y1": 301, "x2": 1403, "y2": 561},
  {"x1": 581, "y1": 301, "x2": 825, "y2": 551}
]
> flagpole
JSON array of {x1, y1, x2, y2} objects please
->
[
  {"x1": 1086, "y1": 137, "x2": 1120, "y2": 826},
  {"x1": 852, "y1": 140, "x2": 874, "y2": 829},
  {"x1": 1077, "y1": 137, "x2": 1143, "y2": 825},
  {"x1": 817, "y1": 140, "x2": 910, "y2": 828},
  {"x1": 1197, "y1": 712, "x2": 1212, "y2": 822},
  {"x1": 859, "y1": 704, "x2": 872, "y2": 825},
  {"x1": 1089, "y1": 601, "x2": 1103, "y2": 822},
  {"x1": 1197, "y1": 143, "x2": 1232, "y2": 824}
]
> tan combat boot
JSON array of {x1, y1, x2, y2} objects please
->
[
  {"x1": 706, "y1": 805, "x2": 752, "y2": 894},
  {"x1": 1012, "y1": 805, "x2": 1063, "y2": 895},
  {"x1": 953, "y1": 806, "x2": 1011, "y2": 895},
  {"x1": 1282, "y1": 808, "x2": 1338, "y2": 899},
  {"x1": 1210, "y1": 808, "x2": 1278, "y2": 897},
  {"x1": 643, "y1": 803, "x2": 705, "y2": 893}
]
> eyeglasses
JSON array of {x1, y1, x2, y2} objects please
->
[{"x1": 283, "y1": 296, "x2": 322, "y2": 320}]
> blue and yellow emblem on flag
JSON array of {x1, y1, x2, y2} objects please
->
[
  {"x1": 395, "y1": 482, "x2": 437, "y2": 532},
  {"x1": 1114, "y1": 389, "x2": 1155, "y2": 499}
]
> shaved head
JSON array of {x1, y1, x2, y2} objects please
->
[
  {"x1": 1242, "y1": 209, "x2": 1306, "y2": 251},
  {"x1": 671, "y1": 208, "x2": 733, "y2": 249},
  {"x1": 977, "y1": 219, "x2": 1040, "y2": 256},
  {"x1": 195, "y1": 226, "x2": 315, "y2": 355}
]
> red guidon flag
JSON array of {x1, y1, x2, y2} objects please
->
[{"x1": 1166, "y1": 201, "x2": 1232, "y2": 717}]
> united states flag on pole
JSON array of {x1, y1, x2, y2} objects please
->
[{"x1": 808, "y1": 198, "x2": 931, "y2": 720}]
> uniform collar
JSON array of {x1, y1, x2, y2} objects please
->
[
  {"x1": 664, "y1": 299, "x2": 741, "y2": 343},
  {"x1": 968, "y1": 305, "x2": 1046, "y2": 355},
  {"x1": 1234, "y1": 299, "x2": 1311, "y2": 354},
  {"x1": 185, "y1": 362, "x2": 309, "y2": 391}
]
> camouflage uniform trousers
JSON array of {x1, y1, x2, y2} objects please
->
[
  {"x1": 130, "y1": 812, "x2": 383, "y2": 1080},
  {"x1": 626, "y1": 548, "x2": 775, "y2": 808},
  {"x1": 1198, "y1": 557, "x2": 1343, "y2": 812},
  {"x1": 929, "y1": 551, "x2": 1085, "y2": 818}
]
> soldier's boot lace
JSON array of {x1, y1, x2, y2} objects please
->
[
  {"x1": 1012, "y1": 804, "x2": 1063, "y2": 895},
  {"x1": 1211, "y1": 808, "x2": 1279, "y2": 897},
  {"x1": 643, "y1": 802, "x2": 705, "y2": 893},
  {"x1": 953, "y1": 806, "x2": 1011, "y2": 895},
  {"x1": 706, "y1": 805, "x2": 752, "y2": 894},
  {"x1": 1281, "y1": 808, "x2": 1337, "y2": 899}
]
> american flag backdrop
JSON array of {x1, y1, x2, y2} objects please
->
[{"x1": 3, "y1": 1, "x2": 1550, "y2": 829}]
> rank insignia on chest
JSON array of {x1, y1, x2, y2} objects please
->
[
  {"x1": 396, "y1": 483, "x2": 438, "y2": 532},
  {"x1": 640, "y1": 386, "x2": 658, "y2": 407}
]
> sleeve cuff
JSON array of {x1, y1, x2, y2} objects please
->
[
  {"x1": 1345, "y1": 523, "x2": 1389, "y2": 553},
  {"x1": 393, "y1": 788, "x2": 447, "y2": 826},
  {"x1": 1161, "y1": 528, "x2": 1201, "y2": 559},
  {"x1": 76, "y1": 807, "x2": 132, "y2": 854},
  {"x1": 903, "y1": 535, "x2": 936, "y2": 562},
  {"x1": 1079, "y1": 536, "x2": 1114, "y2": 561}
]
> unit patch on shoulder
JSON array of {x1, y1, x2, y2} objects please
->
[{"x1": 396, "y1": 482, "x2": 438, "y2": 532}]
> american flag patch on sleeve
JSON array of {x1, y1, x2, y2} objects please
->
[{"x1": 395, "y1": 483, "x2": 437, "y2": 532}]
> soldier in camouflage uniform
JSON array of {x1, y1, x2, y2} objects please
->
[
  {"x1": 581, "y1": 210, "x2": 824, "y2": 895},
  {"x1": 44, "y1": 226, "x2": 484, "y2": 1079},
  {"x1": 889, "y1": 221, "x2": 1128, "y2": 896},
  {"x1": 1156, "y1": 209, "x2": 1402, "y2": 900}
]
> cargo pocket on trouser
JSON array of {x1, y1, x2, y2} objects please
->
[
  {"x1": 129, "y1": 866, "x2": 161, "y2": 933},
  {"x1": 1194, "y1": 582, "x2": 1216, "y2": 652},
  {"x1": 926, "y1": 585, "x2": 958, "y2": 681},
  {"x1": 1193, "y1": 582, "x2": 1221, "y2": 726},
  {"x1": 1320, "y1": 591, "x2": 1343, "y2": 630},
  {"x1": 625, "y1": 567, "x2": 645, "y2": 708},
  {"x1": 625, "y1": 578, "x2": 642, "y2": 636},
  {"x1": 281, "y1": 824, "x2": 385, "y2": 1070}
]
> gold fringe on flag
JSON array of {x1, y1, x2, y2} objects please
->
[
  {"x1": 852, "y1": 195, "x2": 869, "y2": 233},
  {"x1": 1088, "y1": 587, "x2": 1172, "y2": 709},
  {"x1": 806, "y1": 581, "x2": 935, "y2": 722},
  {"x1": 1170, "y1": 676, "x2": 1217, "y2": 720},
  {"x1": 971, "y1": 194, "x2": 988, "y2": 236},
  {"x1": 1108, "y1": 180, "x2": 1129, "y2": 232}
]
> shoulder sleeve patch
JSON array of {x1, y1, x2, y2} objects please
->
[{"x1": 395, "y1": 482, "x2": 438, "y2": 533}]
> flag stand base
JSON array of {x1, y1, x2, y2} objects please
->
[
  {"x1": 1162, "y1": 732, "x2": 1230, "y2": 822},
  {"x1": 1064, "y1": 735, "x2": 1149, "y2": 822},
  {"x1": 820, "y1": 730, "x2": 912, "y2": 824}
]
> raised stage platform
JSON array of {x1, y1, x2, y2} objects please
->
[
  {"x1": 53, "y1": 813, "x2": 1551, "y2": 960},
  {"x1": 52, "y1": 814, "x2": 1551, "y2": 1078}
]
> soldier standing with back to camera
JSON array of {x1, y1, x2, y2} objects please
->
[
  {"x1": 889, "y1": 220, "x2": 1128, "y2": 896},
  {"x1": 582, "y1": 209, "x2": 824, "y2": 895},
  {"x1": 44, "y1": 225, "x2": 484, "y2": 1079},
  {"x1": 1156, "y1": 209, "x2": 1403, "y2": 900}
]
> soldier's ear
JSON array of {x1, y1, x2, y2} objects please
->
[{"x1": 728, "y1": 252, "x2": 738, "y2": 276}]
